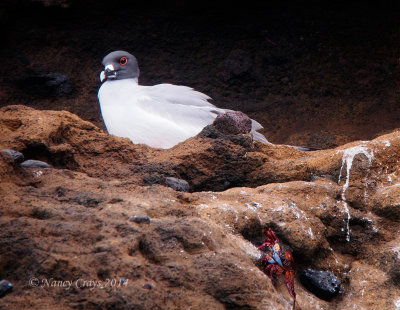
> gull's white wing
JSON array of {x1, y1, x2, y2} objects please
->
[
  {"x1": 98, "y1": 80, "x2": 268, "y2": 148},
  {"x1": 149, "y1": 84, "x2": 215, "y2": 107},
  {"x1": 131, "y1": 84, "x2": 269, "y2": 145},
  {"x1": 133, "y1": 84, "x2": 225, "y2": 129}
]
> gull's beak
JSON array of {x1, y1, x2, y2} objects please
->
[
  {"x1": 100, "y1": 71, "x2": 106, "y2": 82},
  {"x1": 100, "y1": 64, "x2": 117, "y2": 82}
]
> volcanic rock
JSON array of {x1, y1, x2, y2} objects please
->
[
  {"x1": 0, "y1": 280, "x2": 13, "y2": 298},
  {"x1": 20, "y1": 159, "x2": 52, "y2": 168},
  {"x1": 300, "y1": 269, "x2": 341, "y2": 301},
  {"x1": 1, "y1": 105, "x2": 400, "y2": 309},
  {"x1": 15, "y1": 72, "x2": 72, "y2": 97},
  {"x1": 0, "y1": 149, "x2": 24, "y2": 164},
  {"x1": 166, "y1": 177, "x2": 190, "y2": 192},
  {"x1": 212, "y1": 111, "x2": 252, "y2": 135},
  {"x1": 128, "y1": 215, "x2": 151, "y2": 224}
]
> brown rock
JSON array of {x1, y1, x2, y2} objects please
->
[
  {"x1": 212, "y1": 111, "x2": 252, "y2": 135},
  {"x1": 1, "y1": 105, "x2": 400, "y2": 309}
]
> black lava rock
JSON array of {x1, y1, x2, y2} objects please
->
[
  {"x1": 165, "y1": 177, "x2": 190, "y2": 192},
  {"x1": 197, "y1": 125, "x2": 225, "y2": 139},
  {"x1": 300, "y1": 269, "x2": 341, "y2": 301},
  {"x1": 16, "y1": 72, "x2": 72, "y2": 97},
  {"x1": 128, "y1": 215, "x2": 151, "y2": 224},
  {"x1": 197, "y1": 124, "x2": 253, "y2": 148},
  {"x1": 213, "y1": 111, "x2": 252, "y2": 135},
  {"x1": 20, "y1": 159, "x2": 52, "y2": 168},
  {"x1": 143, "y1": 283, "x2": 153, "y2": 290},
  {"x1": 0, "y1": 280, "x2": 13, "y2": 298},
  {"x1": 0, "y1": 149, "x2": 24, "y2": 164}
]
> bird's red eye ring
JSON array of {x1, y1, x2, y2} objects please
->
[{"x1": 120, "y1": 57, "x2": 128, "y2": 65}]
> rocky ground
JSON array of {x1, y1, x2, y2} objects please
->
[{"x1": 1, "y1": 105, "x2": 400, "y2": 309}]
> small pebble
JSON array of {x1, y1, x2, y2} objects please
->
[
  {"x1": 128, "y1": 216, "x2": 150, "y2": 224},
  {"x1": 20, "y1": 159, "x2": 52, "y2": 168},
  {"x1": 0, "y1": 280, "x2": 13, "y2": 298},
  {"x1": 166, "y1": 177, "x2": 190, "y2": 192},
  {"x1": 0, "y1": 149, "x2": 24, "y2": 164},
  {"x1": 143, "y1": 283, "x2": 153, "y2": 290}
]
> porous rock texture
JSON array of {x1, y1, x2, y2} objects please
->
[{"x1": 1, "y1": 105, "x2": 400, "y2": 309}]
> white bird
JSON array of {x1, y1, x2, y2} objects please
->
[{"x1": 98, "y1": 50, "x2": 268, "y2": 149}]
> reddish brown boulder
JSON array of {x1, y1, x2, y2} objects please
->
[{"x1": 212, "y1": 111, "x2": 252, "y2": 135}]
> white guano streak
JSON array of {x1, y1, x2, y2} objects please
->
[{"x1": 337, "y1": 146, "x2": 374, "y2": 242}]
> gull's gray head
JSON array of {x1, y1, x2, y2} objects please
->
[{"x1": 100, "y1": 50, "x2": 140, "y2": 82}]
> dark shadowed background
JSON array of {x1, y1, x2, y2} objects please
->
[{"x1": 1, "y1": 0, "x2": 399, "y2": 148}]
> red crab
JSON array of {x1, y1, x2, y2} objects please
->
[{"x1": 258, "y1": 228, "x2": 297, "y2": 310}]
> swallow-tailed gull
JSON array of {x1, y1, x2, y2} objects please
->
[{"x1": 98, "y1": 50, "x2": 268, "y2": 149}]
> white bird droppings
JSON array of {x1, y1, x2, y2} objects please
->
[
  {"x1": 394, "y1": 299, "x2": 400, "y2": 310},
  {"x1": 307, "y1": 227, "x2": 314, "y2": 239},
  {"x1": 342, "y1": 201, "x2": 351, "y2": 242},
  {"x1": 338, "y1": 146, "x2": 374, "y2": 201},
  {"x1": 393, "y1": 247, "x2": 400, "y2": 260},
  {"x1": 337, "y1": 146, "x2": 374, "y2": 242}
]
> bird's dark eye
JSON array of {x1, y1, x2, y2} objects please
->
[{"x1": 120, "y1": 57, "x2": 128, "y2": 65}]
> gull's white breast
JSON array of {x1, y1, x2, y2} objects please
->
[{"x1": 98, "y1": 79, "x2": 222, "y2": 148}]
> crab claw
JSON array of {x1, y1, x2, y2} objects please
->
[
  {"x1": 259, "y1": 228, "x2": 280, "y2": 249},
  {"x1": 266, "y1": 228, "x2": 279, "y2": 242},
  {"x1": 263, "y1": 263, "x2": 284, "y2": 281}
]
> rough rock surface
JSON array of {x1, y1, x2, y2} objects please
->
[
  {"x1": 213, "y1": 111, "x2": 252, "y2": 135},
  {"x1": 20, "y1": 159, "x2": 52, "y2": 168},
  {"x1": 1, "y1": 105, "x2": 400, "y2": 309},
  {"x1": 128, "y1": 215, "x2": 151, "y2": 224},
  {"x1": 0, "y1": 149, "x2": 24, "y2": 164},
  {"x1": 165, "y1": 177, "x2": 190, "y2": 192},
  {"x1": 300, "y1": 269, "x2": 341, "y2": 301},
  {"x1": 0, "y1": 280, "x2": 13, "y2": 298}
]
